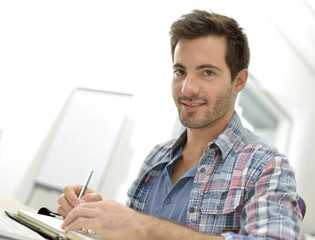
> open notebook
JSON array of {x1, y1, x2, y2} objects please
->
[{"x1": 8, "y1": 210, "x2": 106, "y2": 240}]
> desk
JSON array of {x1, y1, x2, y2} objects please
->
[{"x1": 0, "y1": 195, "x2": 36, "y2": 213}]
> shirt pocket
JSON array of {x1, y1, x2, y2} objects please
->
[
  {"x1": 201, "y1": 188, "x2": 243, "y2": 214},
  {"x1": 199, "y1": 188, "x2": 243, "y2": 233}
]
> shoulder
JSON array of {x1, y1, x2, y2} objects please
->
[
  {"x1": 143, "y1": 130, "x2": 187, "y2": 167},
  {"x1": 244, "y1": 132, "x2": 295, "y2": 188},
  {"x1": 143, "y1": 139, "x2": 176, "y2": 166},
  {"x1": 230, "y1": 127, "x2": 292, "y2": 181},
  {"x1": 234, "y1": 125, "x2": 281, "y2": 158},
  {"x1": 126, "y1": 138, "x2": 179, "y2": 208},
  {"x1": 218, "y1": 112, "x2": 282, "y2": 166}
]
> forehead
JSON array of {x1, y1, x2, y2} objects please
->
[{"x1": 173, "y1": 36, "x2": 227, "y2": 66}]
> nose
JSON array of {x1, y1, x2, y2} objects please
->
[{"x1": 181, "y1": 74, "x2": 200, "y2": 97}]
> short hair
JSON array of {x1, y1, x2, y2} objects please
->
[{"x1": 170, "y1": 10, "x2": 250, "y2": 81}]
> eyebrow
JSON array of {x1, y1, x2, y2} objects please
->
[
  {"x1": 173, "y1": 63, "x2": 223, "y2": 72},
  {"x1": 196, "y1": 64, "x2": 223, "y2": 72},
  {"x1": 173, "y1": 63, "x2": 186, "y2": 69}
]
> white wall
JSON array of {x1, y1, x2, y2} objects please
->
[{"x1": 0, "y1": 0, "x2": 314, "y2": 234}]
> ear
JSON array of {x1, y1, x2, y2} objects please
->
[{"x1": 233, "y1": 69, "x2": 248, "y2": 95}]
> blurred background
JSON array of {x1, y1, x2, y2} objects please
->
[{"x1": 0, "y1": 0, "x2": 314, "y2": 236}]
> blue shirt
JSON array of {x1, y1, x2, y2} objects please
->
[
  {"x1": 127, "y1": 112, "x2": 305, "y2": 239},
  {"x1": 143, "y1": 144, "x2": 198, "y2": 223}
]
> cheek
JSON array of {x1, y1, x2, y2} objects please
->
[
  {"x1": 171, "y1": 79, "x2": 182, "y2": 95},
  {"x1": 171, "y1": 81, "x2": 182, "y2": 107}
]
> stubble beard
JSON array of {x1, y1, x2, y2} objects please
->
[{"x1": 178, "y1": 88, "x2": 233, "y2": 129}]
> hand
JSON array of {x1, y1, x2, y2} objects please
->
[
  {"x1": 57, "y1": 184, "x2": 102, "y2": 217},
  {"x1": 61, "y1": 199, "x2": 140, "y2": 240}
]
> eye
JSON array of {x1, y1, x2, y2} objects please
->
[
  {"x1": 174, "y1": 69, "x2": 186, "y2": 76},
  {"x1": 203, "y1": 70, "x2": 214, "y2": 77}
]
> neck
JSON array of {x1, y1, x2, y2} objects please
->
[{"x1": 184, "y1": 111, "x2": 234, "y2": 159}]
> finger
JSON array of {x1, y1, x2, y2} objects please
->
[
  {"x1": 63, "y1": 216, "x2": 95, "y2": 232},
  {"x1": 63, "y1": 185, "x2": 82, "y2": 207},
  {"x1": 57, "y1": 206, "x2": 67, "y2": 218},
  {"x1": 80, "y1": 192, "x2": 102, "y2": 204},
  {"x1": 61, "y1": 204, "x2": 96, "y2": 229},
  {"x1": 57, "y1": 194, "x2": 75, "y2": 216}
]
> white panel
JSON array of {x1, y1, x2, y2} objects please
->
[{"x1": 36, "y1": 88, "x2": 132, "y2": 191}]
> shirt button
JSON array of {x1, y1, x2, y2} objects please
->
[
  {"x1": 200, "y1": 167, "x2": 206, "y2": 173},
  {"x1": 164, "y1": 198, "x2": 171, "y2": 205},
  {"x1": 217, "y1": 205, "x2": 223, "y2": 210},
  {"x1": 189, "y1": 207, "x2": 195, "y2": 213}
]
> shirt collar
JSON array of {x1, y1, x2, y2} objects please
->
[
  {"x1": 170, "y1": 111, "x2": 243, "y2": 160},
  {"x1": 169, "y1": 129, "x2": 187, "y2": 159},
  {"x1": 211, "y1": 111, "x2": 243, "y2": 159}
]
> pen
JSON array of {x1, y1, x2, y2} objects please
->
[{"x1": 78, "y1": 169, "x2": 94, "y2": 200}]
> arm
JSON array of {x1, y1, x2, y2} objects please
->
[
  {"x1": 233, "y1": 156, "x2": 304, "y2": 239},
  {"x1": 57, "y1": 184, "x2": 222, "y2": 239},
  {"x1": 61, "y1": 199, "x2": 224, "y2": 240}
]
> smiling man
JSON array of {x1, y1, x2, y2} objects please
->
[
  {"x1": 172, "y1": 37, "x2": 237, "y2": 130},
  {"x1": 58, "y1": 10, "x2": 305, "y2": 239},
  {"x1": 169, "y1": 34, "x2": 247, "y2": 186}
]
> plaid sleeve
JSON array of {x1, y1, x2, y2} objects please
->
[{"x1": 223, "y1": 156, "x2": 304, "y2": 240}]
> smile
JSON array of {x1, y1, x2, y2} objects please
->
[
  {"x1": 181, "y1": 101, "x2": 206, "y2": 108},
  {"x1": 184, "y1": 102, "x2": 204, "y2": 107}
]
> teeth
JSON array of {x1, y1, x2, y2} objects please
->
[{"x1": 186, "y1": 103, "x2": 203, "y2": 106}]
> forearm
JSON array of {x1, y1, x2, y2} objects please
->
[
  {"x1": 135, "y1": 214, "x2": 224, "y2": 240},
  {"x1": 62, "y1": 199, "x2": 224, "y2": 240}
]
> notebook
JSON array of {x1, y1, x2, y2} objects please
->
[
  {"x1": 0, "y1": 206, "x2": 45, "y2": 240},
  {"x1": 8, "y1": 210, "x2": 106, "y2": 240}
]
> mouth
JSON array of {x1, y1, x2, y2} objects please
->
[
  {"x1": 180, "y1": 100, "x2": 207, "y2": 111},
  {"x1": 182, "y1": 102, "x2": 205, "y2": 107},
  {"x1": 177, "y1": 96, "x2": 208, "y2": 111}
]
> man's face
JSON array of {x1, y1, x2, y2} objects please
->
[{"x1": 172, "y1": 36, "x2": 237, "y2": 129}]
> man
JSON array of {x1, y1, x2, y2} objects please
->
[{"x1": 58, "y1": 10, "x2": 305, "y2": 239}]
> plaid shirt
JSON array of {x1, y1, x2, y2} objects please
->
[{"x1": 127, "y1": 112, "x2": 304, "y2": 239}]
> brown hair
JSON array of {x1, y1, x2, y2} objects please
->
[{"x1": 170, "y1": 10, "x2": 250, "y2": 81}]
